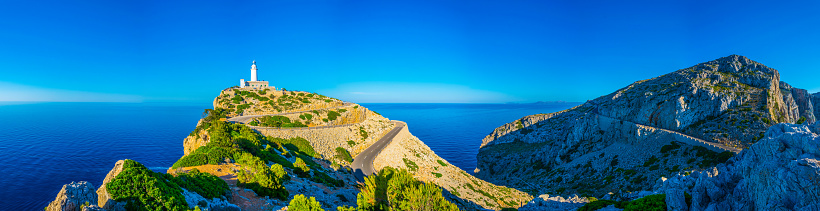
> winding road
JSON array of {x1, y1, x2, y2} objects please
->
[{"x1": 352, "y1": 121, "x2": 405, "y2": 181}]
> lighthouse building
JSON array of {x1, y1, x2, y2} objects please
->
[{"x1": 240, "y1": 60, "x2": 271, "y2": 90}]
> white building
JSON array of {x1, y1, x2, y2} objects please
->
[{"x1": 240, "y1": 60, "x2": 271, "y2": 89}]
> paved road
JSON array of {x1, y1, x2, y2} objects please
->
[
  {"x1": 227, "y1": 102, "x2": 353, "y2": 124},
  {"x1": 352, "y1": 121, "x2": 405, "y2": 181}
]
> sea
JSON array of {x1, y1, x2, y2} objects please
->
[{"x1": 0, "y1": 102, "x2": 578, "y2": 210}]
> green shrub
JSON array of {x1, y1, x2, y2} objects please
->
[
  {"x1": 355, "y1": 167, "x2": 458, "y2": 211},
  {"x1": 106, "y1": 160, "x2": 188, "y2": 210},
  {"x1": 643, "y1": 156, "x2": 659, "y2": 167},
  {"x1": 432, "y1": 172, "x2": 442, "y2": 178},
  {"x1": 437, "y1": 160, "x2": 448, "y2": 167},
  {"x1": 310, "y1": 171, "x2": 343, "y2": 187},
  {"x1": 578, "y1": 199, "x2": 621, "y2": 211},
  {"x1": 359, "y1": 127, "x2": 368, "y2": 140},
  {"x1": 335, "y1": 147, "x2": 353, "y2": 163},
  {"x1": 660, "y1": 142, "x2": 681, "y2": 153},
  {"x1": 294, "y1": 157, "x2": 311, "y2": 177},
  {"x1": 624, "y1": 194, "x2": 666, "y2": 211},
  {"x1": 338, "y1": 109, "x2": 347, "y2": 113},
  {"x1": 269, "y1": 137, "x2": 318, "y2": 158},
  {"x1": 166, "y1": 168, "x2": 230, "y2": 199},
  {"x1": 347, "y1": 140, "x2": 356, "y2": 147},
  {"x1": 289, "y1": 194, "x2": 325, "y2": 211},
  {"x1": 327, "y1": 111, "x2": 341, "y2": 121}
]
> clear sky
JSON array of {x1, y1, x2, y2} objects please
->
[{"x1": 1, "y1": 0, "x2": 818, "y2": 103}]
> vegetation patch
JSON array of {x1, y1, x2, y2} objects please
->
[
  {"x1": 403, "y1": 158, "x2": 419, "y2": 171},
  {"x1": 437, "y1": 159, "x2": 448, "y2": 167},
  {"x1": 335, "y1": 147, "x2": 353, "y2": 163},
  {"x1": 106, "y1": 160, "x2": 189, "y2": 210},
  {"x1": 352, "y1": 167, "x2": 458, "y2": 210}
]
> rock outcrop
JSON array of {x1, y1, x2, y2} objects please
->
[
  {"x1": 96, "y1": 160, "x2": 126, "y2": 211},
  {"x1": 181, "y1": 188, "x2": 241, "y2": 211},
  {"x1": 46, "y1": 181, "x2": 98, "y2": 211},
  {"x1": 655, "y1": 123, "x2": 820, "y2": 210},
  {"x1": 476, "y1": 55, "x2": 817, "y2": 198}
]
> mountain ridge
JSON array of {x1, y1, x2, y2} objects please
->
[{"x1": 476, "y1": 55, "x2": 819, "y2": 203}]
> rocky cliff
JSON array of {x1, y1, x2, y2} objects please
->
[
  {"x1": 654, "y1": 122, "x2": 820, "y2": 210},
  {"x1": 476, "y1": 55, "x2": 819, "y2": 198}
]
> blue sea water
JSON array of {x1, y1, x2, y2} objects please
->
[
  {"x1": 360, "y1": 103, "x2": 579, "y2": 173},
  {"x1": 0, "y1": 102, "x2": 577, "y2": 210}
]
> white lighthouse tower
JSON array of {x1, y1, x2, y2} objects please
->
[
  {"x1": 250, "y1": 60, "x2": 258, "y2": 81},
  {"x1": 240, "y1": 60, "x2": 271, "y2": 90}
]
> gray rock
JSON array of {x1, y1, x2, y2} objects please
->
[
  {"x1": 45, "y1": 181, "x2": 98, "y2": 211},
  {"x1": 476, "y1": 55, "x2": 811, "y2": 197},
  {"x1": 655, "y1": 123, "x2": 820, "y2": 210},
  {"x1": 181, "y1": 188, "x2": 240, "y2": 211},
  {"x1": 518, "y1": 194, "x2": 590, "y2": 211}
]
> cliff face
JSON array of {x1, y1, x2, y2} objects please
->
[{"x1": 476, "y1": 55, "x2": 819, "y2": 198}]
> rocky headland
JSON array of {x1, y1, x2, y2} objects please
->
[
  {"x1": 477, "y1": 55, "x2": 820, "y2": 210},
  {"x1": 47, "y1": 88, "x2": 531, "y2": 211}
]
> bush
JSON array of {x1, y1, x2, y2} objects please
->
[
  {"x1": 166, "y1": 168, "x2": 230, "y2": 199},
  {"x1": 660, "y1": 142, "x2": 681, "y2": 153},
  {"x1": 431, "y1": 172, "x2": 442, "y2": 178},
  {"x1": 356, "y1": 167, "x2": 458, "y2": 211},
  {"x1": 624, "y1": 194, "x2": 666, "y2": 211},
  {"x1": 327, "y1": 111, "x2": 341, "y2": 121},
  {"x1": 269, "y1": 137, "x2": 318, "y2": 158},
  {"x1": 310, "y1": 171, "x2": 343, "y2": 187},
  {"x1": 578, "y1": 200, "x2": 620, "y2": 211},
  {"x1": 106, "y1": 160, "x2": 188, "y2": 210},
  {"x1": 335, "y1": 147, "x2": 353, "y2": 163},
  {"x1": 289, "y1": 194, "x2": 324, "y2": 211},
  {"x1": 437, "y1": 160, "x2": 448, "y2": 167},
  {"x1": 294, "y1": 157, "x2": 311, "y2": 177}
]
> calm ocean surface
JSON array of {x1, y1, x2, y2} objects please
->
[{"x1": 0, "y1": 102, "x2": 577, "y2": 210}]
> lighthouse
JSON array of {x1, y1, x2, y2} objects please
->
[
  {"x1": 240, "y1": 60, "x2": 271, "y2": 90},
  {"x1": 250, "y1": 60, "x2": 258, "y2": 81}
]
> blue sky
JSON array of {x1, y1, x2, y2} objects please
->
[{"x1": 1, "y1": 0, "x2": 818, "y2": 103}]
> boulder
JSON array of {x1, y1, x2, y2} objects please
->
[
  {"x1": 45, "y1": 181, "x2": 98, "y2": 211},
  {"x1": 96, "y1": 160, "x2": 127, "y2": 211}
]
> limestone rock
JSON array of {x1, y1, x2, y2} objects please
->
[
  {"x1": 655, "y1": 123, "x2": 820, "y2": 210},
  {"x1": 517, "y1": 194, "x2": 589, "y2": 211},
  {"x1": 46, "y1": 181, "x2": 98, "y2": 211},
  {"x1": 96, "y1": 160, "x2": 126, "y2": 211},
  {"x1": 476, "y1": 55, "x2": 815, "y2": 198},
  {"x1": 184, "y1": 119, "x2": 210, "y2": 156},
  {"x1": 789, "y1": 86, "x2": 816, "y2": 124},
  {"x1": 181, "y1": 188, "x2": 240, "y2": 211},
  {"x1": 813, "y1": 93, "x2": 820, "y2": 123}
]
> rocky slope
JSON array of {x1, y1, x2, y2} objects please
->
[{"x1": 476, "y1": 55, "x2": 819, "y2": 198}]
